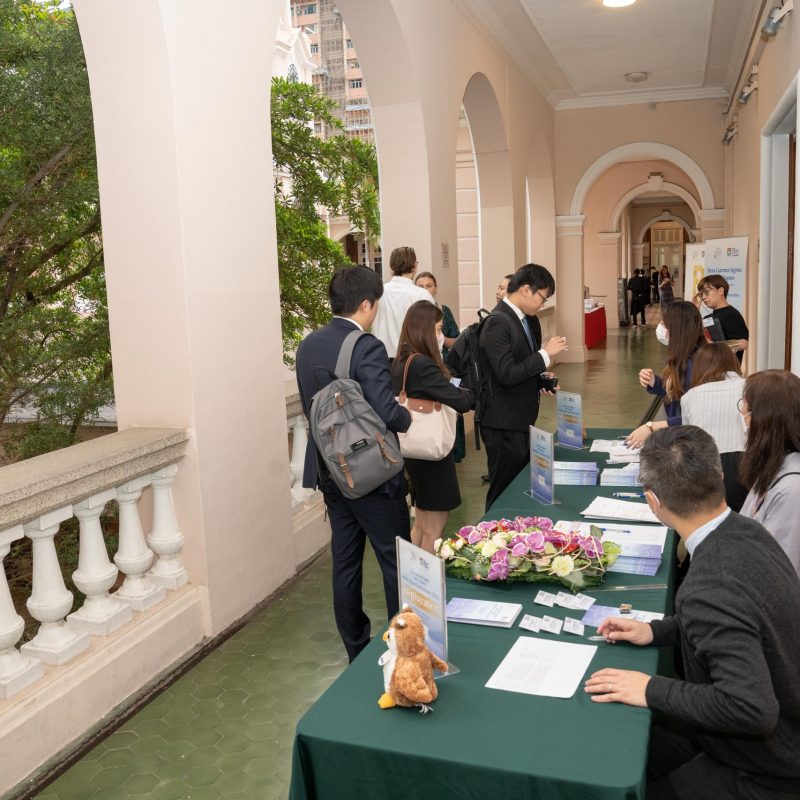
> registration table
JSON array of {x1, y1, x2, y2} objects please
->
[
  {"x1": 584, "y1": 304, "x2": 608, "y2": 349},
  {"x1": 290, "y1": 430, "x2": 676, "y2": 800}
]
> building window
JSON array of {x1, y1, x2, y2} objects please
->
[
  {"x1": 303, "y1": 3, "x2": 316, "y2": 14},
  {"x1": 347, "y1": 59, "x2": 360, "y2": 70},
  {"x1": 348, "y1": 79, "x2": 363, "y2": 89},
  {"x1": 310, "y1": 43, "x2": 319, "y2": 54},
  {"x1": 346, "y1": 38, "x2": 353, "y2": 48}
]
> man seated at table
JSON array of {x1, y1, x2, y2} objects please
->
[{"x1": 584, "y1": 426, "x2": 800, "y2": 800}]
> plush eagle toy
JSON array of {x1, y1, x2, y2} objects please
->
[{"x1": 378, "y1": 608, "x2": 448, "y2": 713}]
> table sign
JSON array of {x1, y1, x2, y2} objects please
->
[
  {"x1": 556, "y1": 391, "x2": 584, "y2": 449},
  {"x1": 396, "y1": 537, "x2": 454, "y2": 674},
  {"x1": 528, "y1": 425, "x2": 555, "y2": 504}
]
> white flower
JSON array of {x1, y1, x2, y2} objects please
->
[
  {"x1": 481, "y1": 541, "x2": 498, "y2": 559},
  {"x1": 492, "y1": 533, "x2": 509, "y2": 547},
  {"x1": 453, "y1": 538, "x2": 465, "y2": 551},
  {"x1": 434, "y1": 538, "x2": 443, "y2": 553},
  {"x1": 440, "y1": 542, "x2": 455, "y2": 560},
  {"x1": 550, "y1": 555, "x2": 575, "y2": 577}
]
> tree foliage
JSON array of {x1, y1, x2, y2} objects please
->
[
  {"x1": 0, "y1": 0, "x2": 110, "y2": 459},
  {"x1": 271, "y1": 77, "x2": 380, "y2": 362}
]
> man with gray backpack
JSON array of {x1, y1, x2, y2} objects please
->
[{"x1": 296, "y1": 266, "x2": 412, "y2": 662}]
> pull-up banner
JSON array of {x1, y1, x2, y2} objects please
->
[{"x1": 684, "y1": 237, "x2": 749, "y2": 314}]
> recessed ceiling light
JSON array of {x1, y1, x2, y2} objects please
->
[
  {"x1": 625, "y1": 72, "x2": 649, "y2": 83},
  {"x1": 603, "y1": 0, "x2": 636, "y2": 7}
]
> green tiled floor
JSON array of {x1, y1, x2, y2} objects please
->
[{"x1": 33, "y1": 321, "x2": 663, "y2": 800}]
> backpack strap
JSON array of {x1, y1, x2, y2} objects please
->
[
  {"x1": 398, "y1": 353, "x2": 418, "y2": 402},
  {"x1": 334, "y1": 330, "x2": 366, "y2": 379}
]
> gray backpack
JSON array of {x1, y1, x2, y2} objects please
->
[{"x1": 308, "y1": 330, "x2": 404, "y2": 499}]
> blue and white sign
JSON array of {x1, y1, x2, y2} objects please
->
[
  {"x1": 396, "y1": 538, "x2": 448, "y2": 664},
  {"x1": 529, "y1": 426, "x2": 555, "y2": 505},
  {"x1": 557, "y1": 392, "x2": 583, "y2": 450}
]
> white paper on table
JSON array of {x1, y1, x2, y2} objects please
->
[
  {"x1": 519, "y1": 614, "x2": 543, "y2": 632},
  {"x1": 589, "y1": 439, "x2": 622, "y2": 453},
  {"x1": 534, "y1": 590, "x2": 556, "y2": 607},
  {"x1": 540, "y1": 615, "x2": 563, "y2": 634},
  {"x1": 555, "y1": 591, "x2": 577, "y2": 609},
  {"x1": 580, "y1": 497, "x2": 660, "y2": 524},
  {"x1": 598, "y1": 524, "x2": 669, "y2": 553},
  {"x1": 572, "y1": 593, "x2": 597, "y2": 611},
  {"x1": 563, "y1": 617, "x2": 585, "y2": 636},
  {"x1": 485, "y1": 636, "x2": 598, "y2": 698},
  {"x1": 590, "y1": 440, "x2": 640, "y2": 460}
]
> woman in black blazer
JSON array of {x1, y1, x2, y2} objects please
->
[{"x1": 391, "y1": 301, "x2": 474, "y2": 553}]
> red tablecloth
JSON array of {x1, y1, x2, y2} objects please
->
[{"x1": 584, "y1": 305, "x2": 607, "y2": 349}]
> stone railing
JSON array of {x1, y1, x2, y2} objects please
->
[{"x1": 0, "y1": 428, "x2": 189, "y2": 700}]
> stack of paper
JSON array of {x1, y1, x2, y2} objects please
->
[
  {"x1": 554, "y1": 461, "x2": 598, "y2": 486},
  {"x1": 580, "y1": 497, "x2": 661, "y2": 524},
  {"x1": 599, "y1": 462, "x2": 641, "y2": 486},
  {"x1": 597, "y1": 523, "x2": 668, "y2": 576},
  {"x1": 589, "y1": 439, "x2": 640, "y2": 465},
  {"x1": 445, "y1": 598, "x2": 523, "y2": 628}
]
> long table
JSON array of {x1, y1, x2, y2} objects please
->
[
  {"x1": 585, "y1": 305, "x2": 608, "y2": 348},
  {"x1": 290, "y1": 430, "x2": 675, "y2": 800}
]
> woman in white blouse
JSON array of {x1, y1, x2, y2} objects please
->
[{"x1": 680, "y1": 342, "x2": 747, "y2": 510}]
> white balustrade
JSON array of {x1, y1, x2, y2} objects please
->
[
  {"x1": 289, "y1": 415, "x2": 314, "y2": 505},
  {"x1": 67, "y1": 490, "x2": 133, "y2": 636},
  {"x1": 145, "y1": 465, "x2": 188, "y2": 590},
  {"x1": 21, "y1": 506, "x2": 90, "y2": 666},
  {"x1": 113, "y1": 477, "x2": 166, "y2": 611},
  {"x1": 0, "y1": 526, "x2": 43, "y2": 698}
]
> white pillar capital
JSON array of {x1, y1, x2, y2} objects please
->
[{"x1": 555, "y1": 215, "x2": 586, "y2": 236}]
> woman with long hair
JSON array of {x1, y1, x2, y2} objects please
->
[
  {"x1": 414, "y1": 271, "x2": 466, "y2": 462},
  {"x1": 390, "y1": 301, "x2": 474, "y2": 553},
  {"x1": 626, "y1": 301, "x2": 704, "y2": 447},
  {"x1": 739, "y1": 370, "x2": 800, "y2": 572},
  {"x1": 680, "y1": 342, "x2": 747, "y2": 510},
  {"x1": 658, "y1": 265, "x2": 674, "y2": 312}
]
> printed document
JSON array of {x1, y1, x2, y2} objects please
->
[
  {"x1": 580, "y1": 497, "x2": 660, "y2": 524},
  {"x1": 485, "y1": 637, "x2": 598, "y2": 698}
]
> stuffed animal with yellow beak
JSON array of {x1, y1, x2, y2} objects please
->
[{"x1": 378, "y1": 608, "x2": 448, "y2": 713}]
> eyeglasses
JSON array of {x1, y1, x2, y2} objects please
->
[
  {"x1": 534, "y1": 289, "x2": 549, "y2": 306},
  {"x1": 736, "y1": 397, "x2": 750, "y2": 415}
]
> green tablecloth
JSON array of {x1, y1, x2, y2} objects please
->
[{"x1": 290, "y1": 429, "x2": 676, "y2": 800}]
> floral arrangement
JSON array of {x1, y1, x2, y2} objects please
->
[{"x1": 434, "y1": 516, "x2": 621, "y2": 592}]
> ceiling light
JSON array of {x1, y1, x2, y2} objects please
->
[
  {"x1": 625, "y1": 72, "x2": 648, "y2": 83},
  {"x1": 603, "y1": 0, "x2": 636, "y2": 6},
  {"x1": 762, "y1": 0, "x2": 793, "y2": 36}
]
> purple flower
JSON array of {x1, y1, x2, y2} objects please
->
[
  {"x1": 511, "y1": 541, "x2": 529, "y2": 557},
  {"x1": 524, "y1": 532, "x2": 546, "y2": 552},
  {"x1": 457, "y1": 526, "x2": 475, "y2": 540},
  {"x1": 578, "y1": 536, "x2": 604, "y2": 558},
  {"x1": 487, "y1": 550, "x2": 510, "y2": 580},
  {"x1": 476, "y1": 521, "x2": 497, "y2": 534},
  {"x1": 467, "y1": 529, "x2": 486, "y2": 545}
]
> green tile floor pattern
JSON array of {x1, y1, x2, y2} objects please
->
[{"x1": 33, "y1": 321, "x2": 664, "y2": 800}]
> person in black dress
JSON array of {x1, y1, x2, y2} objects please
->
[
  {"x1": 697, "y1": 274, "x2": 749, "y2": 363},
  {"x1": 650, "y1": 267, "x2": 660, "y2": 305},
  {"x1": 629, "y1": 269, "x2": 647, "y2": 328},
  {"x1": 391, "y1": 301, "x2": 474, "y2": 553}
]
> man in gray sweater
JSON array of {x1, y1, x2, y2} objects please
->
[{"x1": 584, "y1": 426, "x2": 800, "y2": 799}]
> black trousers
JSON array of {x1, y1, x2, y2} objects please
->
[
  {"x1": 631, "y1": 297, "x2": 646, "y2": 324},
  {"x1": 647, "y1": 717, "x2": 800, "y2": 799},
  {"x1": 322, "y1": 485, "x2": 410, "y2": 662},
  {"x1": 481, "y1": 426, "x2": 530, "y2": 512}
]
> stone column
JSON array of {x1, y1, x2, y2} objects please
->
[
  {"x1": 0, "y1": 526, "x2": 43, "y2": 698},
  {"x1": 21, "y1": 506, "x2": 90, "y2": 665},
  {"x1": 68, "y1": 490, "x2": 133, "y2": 635},
  {"x1": 631, "y1": 244, "x2": 645, "y2": 271},
  {"x1": 555, "y1": 215, "x2": 588, "y2": 363},
  {"x1": 597, "y1": 232, "x2": 622, "y2": 328},
  {"x1": 698, "y1": 209, "x2": 726, "y2": 242},
  {"x1": 146, "y1": 465, "x2": 188, "y2": 590},
  {"x1": 114, "y1": 477, "x2": 165, "y2": 611}
]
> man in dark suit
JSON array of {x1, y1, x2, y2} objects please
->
[
  {"x1": 585, "y1": 426, "x2": 800, "y2": 799},
  {"x1": 478, "y1": 264, "x2": 567, "y2": 511},
  {"x1": 296, "y1": 266, "x2": 412, "y2": 662},
  {"x1": 629, "y1": 269, "x2": 647, "y2": 328}
]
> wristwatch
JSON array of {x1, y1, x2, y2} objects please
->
[{"x1": 645, "y1": 421, "x2": 654, "y2": 432}]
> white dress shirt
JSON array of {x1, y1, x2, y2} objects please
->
[
  {"x1": 502, "y1": 296, "x2": 551, "y2": 368},
  {"x1": 680, "y1": 373, "x2": 745, "y2": 454},
  {"x1": 371, "y1": 276, "x2": 434, "y2": 358}
]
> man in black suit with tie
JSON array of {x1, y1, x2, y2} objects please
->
[
  {"x1": 479, "y1": 264, "x2": 568, "y2": 511},
  {"x1": 296, "y1": 266, "x2": 412, "y2": 662}
]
